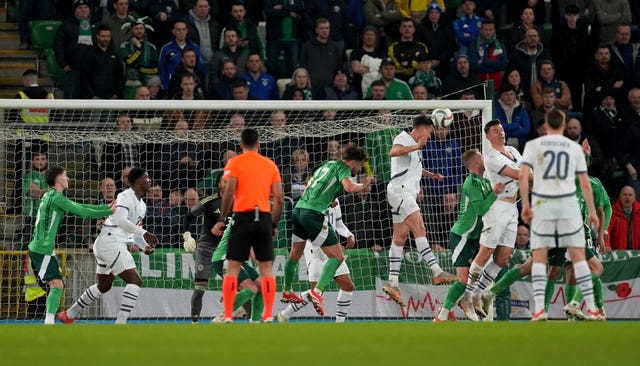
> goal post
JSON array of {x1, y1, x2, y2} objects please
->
[{"x1": 0, "y1": 98, "x2": 492, "y2": 321}]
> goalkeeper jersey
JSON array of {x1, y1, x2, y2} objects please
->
[
  {"x1": 295, "y1": 160, "x2": 352, "y2": 213},
  {"x1": 450, "y1": 173, "x2": 496, "y2": 239},
  {"x1": 28, "y1": 189, "x2": 112, "y2": 256}
]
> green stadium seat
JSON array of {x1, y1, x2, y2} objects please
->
[
  {"x1": 43, "y1": 48, "x2": 63, "y2": 85},
  {"x1": 29, "y1": 20, "x2": 62, "y2": 53}
]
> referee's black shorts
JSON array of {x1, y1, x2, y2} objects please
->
[{"x1": 226, "y1": 212, "x2": 274, "y2": 262}]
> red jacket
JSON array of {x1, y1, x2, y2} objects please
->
[{"x1": 608, "y1": 199, "x2": 640, "y2": 250}]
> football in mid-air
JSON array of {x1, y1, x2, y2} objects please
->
[{"x1": 430, "y1": 108, "x2": 454, "y2": 128}]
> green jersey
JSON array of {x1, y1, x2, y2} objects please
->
[
  {"x1": 450, "y1": 173, "x2": 496, "y2": 239},
  {"x1": 365, "y1": 128, "x2": 401, "y2": 183},
  {"x1": 22, "y1": 170, "x2": 48, "y2": 217},
  {"x1": 295, "y1": 160, "x2": 353, "y2": 213},
  {"x1": 576, "y1": 176, "x2": 612, "y2": 240},
  {"x1": 28, "y1": 189, "x2": 112, "y2": 255}
]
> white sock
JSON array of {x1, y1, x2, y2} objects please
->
[
  {"x1": 573, "y1": 260, "x2": 596, "y2": 312},
  {"x1": 336, "y1": 290, "x2": 352, "y2": 322},
  {"x1": 388, "y1": 244, "x2": 404, "y2": 286},
  {"x1": 465, "y1": 261, "x2": 483, "y2": 298},
  {"x1": 44, "y1": 313, "x2": 55, "y2": 325},
  {"x1": 68, "y1": 284, "x2": 103, "y2": 319},
  {"x1": 531, "y1": 262, "x2": 547, "y2": 314},
  {"x1": 475, "y1": 261, "x2": 502, "y2": 297},
  {"x1": 116, "y1": 284, "x2": 140, "y2": 324},
  {"x1": 437, "y1": 306, "x2": 449, "y2": 321},
  {"x1": 287, "y1": 293, "x2": 309, "y2": 316},
  {"x1": 415, "y1": 237, "x2": 443, "y2": 275}
]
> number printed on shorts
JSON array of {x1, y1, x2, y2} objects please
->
[{"x1": 542, "y1": 150, "x2": 569, "y2": 180}]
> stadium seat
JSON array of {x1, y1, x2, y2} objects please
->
[
  {"x1": 277, "y1": 78, "x2": 291, "y2": 98},
  {"x1": 43, "y1": 48, "x2": 64, "y2": 85},
  {"x1": 29, "y1": 20, "x2": 62, "y2": 53}
]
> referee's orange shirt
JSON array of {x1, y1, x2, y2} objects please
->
[{"x1": 223, "y1": 151, "x2": 282, "y2": 213}]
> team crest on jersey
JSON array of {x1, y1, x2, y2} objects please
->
[{"x1": 262, "y1": 78, "x2": 268, "y2": 87}]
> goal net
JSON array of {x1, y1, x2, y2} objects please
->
[{"x1": 0, "y1": 99, "x2": 491, "y2": 322}]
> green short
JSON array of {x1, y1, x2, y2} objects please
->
[
  {"x1": 212, "y1": 260, "x2": 260, "y2": 283},
  {"x1": 449, "y1": 232, "x2": 480, "y2": 268},
  {"x1": 29, "y1": 251, "x2": 62, "y2": 283},
  {"x1": 291, "y1": 207, "x2": 338, "y2": 247}
]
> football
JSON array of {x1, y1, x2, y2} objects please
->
[{"x1": 430, "y1": 108, "x2": 454, "y2": 128}]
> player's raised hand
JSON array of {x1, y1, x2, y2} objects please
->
[
  {"x1": 143, "y1": 231, "x2": 159, "y2": 247},
  {"x1": 109, "y1": 200, "x2": 117, "y2": 214},
  {"x1": 521, "y1": 206, "x2": 532, "y2": 225},
  {"x1": 493, "y1": 182, "x2": 505, "y2": 195},
  {"x1": 346, "y1": 235, "x2": 356, "y2": 249}
]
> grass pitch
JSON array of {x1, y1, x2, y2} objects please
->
[{"x1": 1, "y1": 321, "x2": 637, "y2": 365}]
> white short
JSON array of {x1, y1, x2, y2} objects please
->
[
  {"x1": 93, "y1": 235, "x2": 137, "y2": 276},
  {"x1": 530, "y1": 216, "x2": 585, "y2": 250},
  {"x1": 479, "y1": 200, "x2": 518, "y2": 249},
  {"x1": 304, "y1": 241, "x2": 350, "y2": 283},
  {"x1": 387, "y1": 188, "x2": 420, "y2": 224}
]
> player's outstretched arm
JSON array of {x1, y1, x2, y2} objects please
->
[
  {"x1": 55, "y1": 194, "x2": 114, "y2": 218},
  {"x1": 390, "y1": 140, "x2": 425, "y2": 157},
  {"x1": 342, "y1": 176, "x2": 373, "y2": 193}
]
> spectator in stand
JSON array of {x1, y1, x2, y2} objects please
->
[
  {"x1": 363, "y1": 0, "x2": 403, "y2": 48},
  {"x1": 418, "y1": 2, "x2": 456, "y2": 80},
  {"x1": 282, "y1": 68, "x2": 314, "y2": 100},
  {"x1": 149, "y1": 0, "x2": 182, "y2": 47},
  {"x1": 210, "y1": 27, "x2": 248, "y2": 84},
  {"x1": 264, "y1": 0, "x2": 304, "y2": 79},
  {"x1": 408, "y1": 53, "x2": 441, "y2": 98},
  {"x1": 584, "y1": 45, "x2": 626, "y2": 117},
  {"x1": 100, "y1": 114, "x2": 140, "y2": 181},
  {"x1": 173, "y1": 72, "x2": 204, "y2": 100},
  {"x1": 494, "y1": 84, "x2": 531, "y2": 151},
  {"x1": 223, "y1": 1, "x2": 265, "y2": 60},
  {"x1": 468, "y1": 18, "x2": 508, "y2": 91},
  {"x1": 364, "y1": 57, "x2": 413, "y2": 100},
  {"x1": 283, "y1": 148, "x2": 313, "y2": 201},
  {"x1": 231, "y1": 78, "x2": 252, "y2": 101},
  {"x1": 166, "y1": 73, "x2": 209, "y2": 130},
  {"x1": 186, "y1": 0, "x2": 220, "y2": 91},
  {"x1": 592, "y1": 0, "x2": 631, "y2": 48},
  {"x1": 550, "y1": 4, "x2": 590, "y2": 112},
  {"x1": 299, "y1": 18, "x2": 343, "y2": 97},
  {"x1": 442, "y1": 54, "x2": 483, "y2": 100},
  {"x1": 530, "y1": 60, "x2": 572, "y2": 110},
  {"x1": 168, "y1": 47, "x2": 206, "y2": 99},
  {"x1": 608, "y1": 185, "x2": 640, "y2": 250},
  {"x1": 508, "y1": 27, "x2": 549, "y2": 101},
  {"x1": 530, "y1": 87, "x2": 562, "y2": 132},
  {"x1": 54, "y1": 0, "x2": 95, "y2": 99},
  {"x1": 260, "y1": 110, "x2": 305, "y2": 169},
  {"x1": 617, "y1": 88, "x2": 640, "y2": 195},
  {"x1": 323, "y1": 69, "x2": 358, "y2": 100},
  {"x1": 611, "y1": 24, "x2": 638, "y2": 87},
  {"x1": 81, "y1": 24, "x2": 123, "y2": 99},
  {"x1": 146, "y1": 183, "x2": 180, "y2": 247},
  {"x1": 506, "y1": 6, "x2": 546, "y2": 54},
  {"x1": 550, "y1": 0, "x2": 595, "y2": 28},
  {"x1": 182, "y1": 188, "x2": 201, "y2": 235},
  {"x1": 387, "y1": 18, "x2": 429, "y2": 82},
  {"x1": 119, "y1": 15, "x2": 158, "y2": 99},
  {"x1": 156, "y1": 119, "x2": 203, "y2": 191},
  {"x1": 350, "y1": 26, "x2": 386, "y2": 98},
  {"x1": 515, "y1": 224, "x2": 530, "y2": 249},
  {"x1": 211, "y1": 59, "x2": 237, "y2": 100},
  {"x1": 241, "y1": 53, "x2": 279, "y2": 100},
  {"x1": 304, "y1": 0, "x2": 348, "y2": 53},
  {"x1": 105, "y1": 0, "x2": 133, "y2": 50},
  {"x1": 565, "y1": 117, "x2": 604, "y2": 178},
  {"x1": 512, "y1": 0, "x2": 547, "y2": 25},
  {"x1": 452, "y1": 0, "x2": 482, "y2": 54},
  {"x1": 19, "y1": 150, "x2": 48, "y2": 247},
  {"x1": 158, "y1": 20, "x2": 201, "y2": 92},
  {"x1": 411, "y1": 84, "x2": 428, "y2": 100},
  {"x1": 504, "y1": 68, "x2": 530, "y2": 110},
  {"x1": 589, "y1": 89, "x2": 625, "y2": 193},
  {"x1": 365, "y1": 79, "x2": 387, "y2": 100}
]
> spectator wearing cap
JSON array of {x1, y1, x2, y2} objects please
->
[
  {"x1": 550, "y1": 4, "x2": 590, "y2": 112},
  {"x1": 407, "y1": 53, "x2": 441, "y2": 98},
  {"x1": 364, "y1": 57, "x2": 413, "y2": 100},
  {"x1": 442, "y1": 54, "x2": 483, "y2": 99},
  {"x1": 387, "y1": 18, "x2": 429, "y2": 82},
  {"x1": 494, "y1": 83, "x2": 531, "y2": 150},
  {"x1": 54, "y1": 0, "x2": 95, "y2": 98},
  {"x1": 418, "y1": 2, "x2": 456, "y2": 80},
  {"x1": 146, "y1": 76, "x2": 164, "y2": 99},
  {"x1": 299, "y1": 18, "x2": 343, "y2": 97},
  {"x1": 530, "y1": 60, "x2": 572, "y2": 110},
  {"x1": 452, "y1": 0, "x2": 482, "y2": 54},
  {"x1": 467, "y1": 18, "x2": 507, "y2": 91},
  {"x1": 323, "y1": 69, "x2": 358, "y2": 100},
  {"x1": 350, "y1": 26, "x2": 387, "y2": 98},
  {"x1": 507, "y1": 27, "x2": 549, "y2": 100},
  {"x1": 240, "y1": 53, "x2": 278, "y2": 100}
]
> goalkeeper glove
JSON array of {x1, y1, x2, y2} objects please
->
[{"x1": 183, "y1": 231, "x2": 196, "y2": 253}]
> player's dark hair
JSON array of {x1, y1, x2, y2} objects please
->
[
  {"x1": 462, "y1": 149, "x2": 480, "y2": 169},
  {"x1": 545, "y1": 109, "x2": 565, "y2": 129},
  {"x1": 342, "y1": 143, "x2": 366, "y2": 162},
  {"x1": 45, "y1": 166, "x2": 65, "y2": 187},
  {"x1": 413, "y1": 114, "x2": 433, "y2": 128},
  {"x1": 241, "y1": 128, "x2": 259, "y2": 147},
  {"x1": 484, "y1": 119, "x2": 502, "y2": 134},
  {"x1": 128, "y1": 167, "x2": 147, "y2": 186}
]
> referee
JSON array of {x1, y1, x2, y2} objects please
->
[{"x1": 212, "y1": 128, "x2": 284, "y2": 322}]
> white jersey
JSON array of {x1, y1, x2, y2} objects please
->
[
  {"x1": 387, "y1": 131, "x2": 422, "y2": 198},
  {"x1": 484, "y1": 145, "x2": 522, "y2": 200},
  {"x1": 521, "y1": 134, "x2": 587, "y2": 219},
  {"x1": 99, "y1": 188, "x2": 147, "y2": 243},
  {"x1": 305, "y1": 199, "x2": 351, "y2": 281},
  {"x1": 326, "y1": 200, "x2": 353, "y2": 239}
]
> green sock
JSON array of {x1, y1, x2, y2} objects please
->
[
  {"x1": 233, "y1": 288, "x2": 254, "y2": 310},
  {"x1": 315, "y1": 258, "x2": 341, "y2": 292},
  {"x1": 46, "y1": 287, "x2": 63, "y2": 315},
  {"x1": 565, "y1": 284, "x2": 576, "y2": 303},
  {"x1": 573, "y1": 287, "x2": 583, "y2": 303},
  {"x1": 250, "y1": 292, "x2": 264, "y2": 322},
  {"x1": 592, "y1": 273, "x2": 604, "y2": 309},
  {"x1": 443, "y1": 281, "x2": 466, "y2": 310},
  {"x1": 491, "y1": 267, "x2": 523, "y2": 294},
  {"x1": 283, "y1": 258, "x2": 298, "y2": 292},
  {"x1": 544, "y1": 280, "x2": 555, "y2": 313}
]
